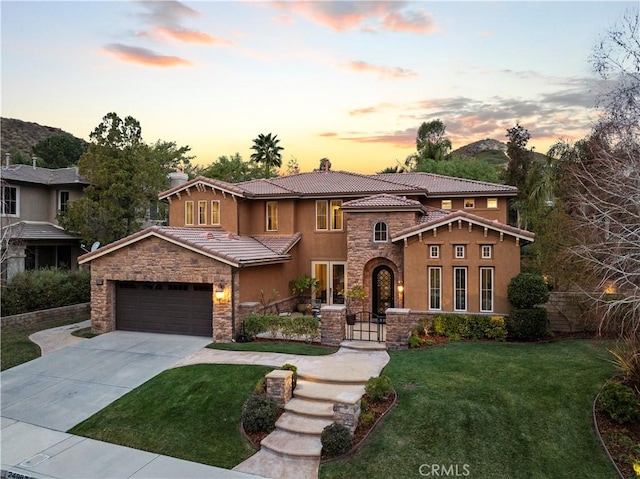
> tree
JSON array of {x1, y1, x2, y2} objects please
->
[
  {"x1": 502, "y1": 123, "x2": 534, "y2": 228},
  {"x1": 250, "y1": 133, "x2": 283, "y2": 178},
  {"x1": 285, "y1": 156, "x2": 300, "y2": 176},
  {"x1": 32, "y1": 134, "x2": 88, "y2": 169},
  {"x1": 59, "y1": 112, "x2": 179, "y2": 246},
  {"x1": 198, "y1": 153, "x2": 263, "y2": 182},
  {"x1": 416, "y1": 119, "x2": 451, "y2": 162}
]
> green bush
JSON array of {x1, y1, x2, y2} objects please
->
[
  {"x1": 280, "y1": 363, "x2": 298, "y2": 389},
  {"x1": 241, "y1": 314, "x2": 320, "y2": 342},
  {"x1": 507, "y1": 273, "x2": 550, "y2": 309},
  {"x1": 408, "y1": 333, "x2": 422, "y2": 348},
  {"x1": 599, "y1": 381, "x2": 640, "y2": 424},
  {"x1": 254, "y1": 377, "x2": 266, "y2": 395},
  {"x1": 365, "y1": 375, "x2": 393, "y2": 403},
  {"x1": 1, "y1": 267, "x2": 90, "y2": 316},
  {"x1": 432, "y1": 314, "x2": 507, "y2": 341},
  {"x1": 359, "y1": 411, "x2": 375, "y2": 427},
  {"x1": 321, "y1": 423, "x2": 352, "y2": 457},
  {"x1": 506, "y1": 307, "x2": 551, "y2": 341},
  {"x1": 241, "y1": 394, "x2": 279, "y2": 433}
]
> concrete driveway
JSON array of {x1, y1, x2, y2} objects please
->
[{"x1": 1, "y1": 331, "x2": 211, "y2": 431}]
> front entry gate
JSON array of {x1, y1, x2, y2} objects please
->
[{"x1": 346, "y1": 311, "x2": 385, "y2": 342}]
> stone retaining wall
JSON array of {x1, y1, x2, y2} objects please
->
[{"x1": 1, "y1": 302, "x2": 90, "y2": 331}]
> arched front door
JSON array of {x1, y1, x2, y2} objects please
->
[{"x1": 372, "y1": 265, "x2": 394, "y2": 319}]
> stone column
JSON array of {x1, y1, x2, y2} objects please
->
[
  {"x1": 333, "y1": 392, "x2": 361, "y2": 434},
  {"x1": 320, "y1": 305, "x2": 346, "y2": 346},
  {"x1": 265, "y1": 369, "x2": 293, "y2": 407},
  {"x1": 385, "y1": 308, "x2": 412, "y2": 350}
]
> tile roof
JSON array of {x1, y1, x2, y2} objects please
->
[
  {"x1": 392, "y1": 209, "x2": 535, "y2": 242},
  {"x1": 2, "y1": 221, "x2": 81, "y2": 241},
  {"x1": 0, "y1": 165, "x2": 87, "y2": 186},
  {"x1": 78, "y1": 226, "x2": 298, "y2": 267},
  {"x1": 158, "y1": 176, "x2": 248, "y2": 200},
  {"x1": 375, "y1": 173, "x2": 518, "y2": 195},
  {"x1": 341, "y1": 194, "x2": 425, "y2": 210}
]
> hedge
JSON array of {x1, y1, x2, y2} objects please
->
[
  {"x1": 243, "y1": 314, "x2": 320, "y2": 342},
  {"x1": 432, "y1": 313, "x2": 507, "y2": 341}
]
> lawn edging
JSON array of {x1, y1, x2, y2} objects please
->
[{"x1": 592, "y1": 384, "x2": 627, "y2": 479}]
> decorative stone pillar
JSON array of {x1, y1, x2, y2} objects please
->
[
  {"x1": 333, "y1": 392, "x2": 361, "y2": 434},
  {"x1": 237, "y1": 301, "x2": 262, "y2": 339},
  {"x1": 385, "y1": 307, "x2": 413, "y2": 350},
  {"x1": 265, "y1": 369, "x2": 293, "y2": 407},
  {"x1": 320, "y1": 305, "x2": 346, "y2": 346}
]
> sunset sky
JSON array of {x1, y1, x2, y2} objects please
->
[{"x1": 1, "y1": 1, "x2": 632, "y2": 174}]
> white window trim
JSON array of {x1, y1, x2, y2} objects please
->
[
  {"x1": 454, "y1": 267, "x2": 467, "y2": 312},
  {"x1": 464, "y1": 198, "x2": 475, "y2": 209},
  {"x1": 441, "y1": 199, "x2": 452, "y2": 210},
  {"x1": 480, "y1": 267, "x2": 494, "y2": 312},
  {"x1": 455, "y1": 245, "x2": 465, "y2": 259},
  {"x1": 481, "y1": 245, "x2": 492, "y2": 259},
  {"x1": 487, "y1": 198, "x2": 498, "y2": 209},
  {"x1": 331, "y1": 200, "x2": 343, "y2": 230},
  {"x1": 373, "y1": 221, "x2": 389, "y2": 243},
  {"x1": 58, "y1": 190, "x2": 70, "y2": 212},
  {"x1": 316, "y1": 200, "x2": 328, "y2": 231},
  {"x1": 429, "y1": 245, "x2": 440, "y2": 259},
  {"x1": 428, "y1": 266, "x2": 442, "y2": 311},
  {"x1": 185, "y1": 201, "x2": 194, "y2": 225},
  {"x1": 1, "y1": 185, "x2": 20, "y2": 217},
  {"x1": 211, "y1": 200, "x2": 220, "y2": 225},
  {"x1": 266, "y1": 201, "x2": 278, "y2": 232},
  {"x1": 198, "y1": 200, "x2": 207, "y2": 225}
]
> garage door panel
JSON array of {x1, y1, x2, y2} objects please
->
[{"x1": 116, "y1": 282, "x2": 213, "y2": 336}]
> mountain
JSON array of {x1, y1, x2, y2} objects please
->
[
  {"x1": 1, "y1": 117, "x2": 82, "y2": 164},
  {"x1": 450, "y1": 139, "x2": 509, "y2": 166}
]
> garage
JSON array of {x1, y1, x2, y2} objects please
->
[{"x1": 116, "y1": 281, "x2": 213, "y2": 336}]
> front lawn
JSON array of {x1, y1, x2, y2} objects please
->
[
  {"x1": 207, "y1": 341, "x2": 338, "y2": 355},
  {"x1": 69, "y1": 364, "x2": 270, "y2": 469},
  {"x1": 321, "y1": 340, "x2": 618, "y2": 479}
]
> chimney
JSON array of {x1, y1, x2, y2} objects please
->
[
  {"x1": 32, "y1": 156, "x2": 37, "y2": 169},
  {"x1": 168, "y1": 171, "x2": 188, "y2": 188},
  {"x1": 4, "y1": 153, "x2": 10, "y2": 167}
]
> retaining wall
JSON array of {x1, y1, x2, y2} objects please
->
[{"x1": 1, "y1": 302, "x2": 91, "y2": 331}]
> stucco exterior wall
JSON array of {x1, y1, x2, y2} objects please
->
[
  {"x1": 423, "y1": 196, "x2": 509, "y2": 223},
  {"x1": 167, "y1": 188, "x2": 239, "y2": 233}
]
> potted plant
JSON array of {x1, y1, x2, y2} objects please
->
[
  {"x1": 344, "y1": 284, "x2": 367, "y2": 325},
  {"x1": 290, "y1": 274, "x2": 320, "y2": 314}
]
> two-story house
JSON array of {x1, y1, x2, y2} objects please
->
[
  {"x1": 1, "y1": 163, "x2": 88, "y2": 281},
  {"x1": 79, "y1": 168, "x2": 534, "y2": 341}
]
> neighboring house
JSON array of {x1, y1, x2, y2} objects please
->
[
  {"x1": 79, "y1": 169, "x2": 534, "y2": 340},
  {"x1": 0, "y1": 163, "x2": 88, "y2": 281}
]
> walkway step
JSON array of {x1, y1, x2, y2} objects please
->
[
  {"x1": 276, "y1": 412, "x2": 333, "y2": 435},
  {"x1": 261, "y1": 429, "x2": 322, "y2": 459},
  {"x1": 340, "y1": 340, "x2": 387, "y2": 351},
  {"x1": 284, "y1": 398, "x2": 334, "y2": 419},
  {"x1": 294, "y1": 379, "x2": 364, "y2": 404}
]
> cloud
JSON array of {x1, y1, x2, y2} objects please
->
[
  {"x1": 348, "y1": 102, "x2": 397, "y2": 116},
  {"x1": 345, "y1": 60, "x2": 418, "y2": 79},
  {"x1": 154, "y1": 26, "x2": 234, "y2": 46},
  {"x1": 136, "y1": 1, "x2": 199, "y2": 27},
  {"x1": 319, "y1": 132, "x2": 338, "y2": 137},
  {"x1": 102, "y1": 43, "x2": 191, "y2": 67},
  {"x1": 382, "y1": 10, "x2": 437, "y2": 34}
]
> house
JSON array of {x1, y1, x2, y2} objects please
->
[
  {"x1": 78, "y1": 168, "x2": 534, "y2": 341},
  {"x1": 1, "y1": 163, "x2": 88, "y2": 281}
]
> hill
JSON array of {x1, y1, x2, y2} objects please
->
[
  {"x1": 450, "y1": 139, "x2": 509, "y2": 166},
  {"x1": 1, "y1": 117, "x2": 82, "y2": 164}
]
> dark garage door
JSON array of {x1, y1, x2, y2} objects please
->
[{"x1": 116, "y1": 282, "x2": 213, "y2": 336}]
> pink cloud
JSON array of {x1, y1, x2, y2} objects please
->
[
  {"x1": 273, "y1": 15, "x2": 296, "y2": 25},
  {"x1": 155, "y1": 26, "x2": 234, "y2": 45},
  {"x1": 345, "y1": 60, "x2": 418, "y2": 79},
  {"x1": 382, "y1": 10, "x2": 438, "y2": 34},
  {"x1": 102, "y1": 43, "x2": 191, "y2": 67},
  {"x1": 319, "y1": 132, "x2": 338, "y2": 137}
]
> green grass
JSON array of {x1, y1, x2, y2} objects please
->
[
  {"x1": 207, "y1": 341, "x2": 338, "y2": 355},
  {"x1": 70, "y1": 364, "x2": 270, "y2": 469},
  {"x1": 1, "y1": 315, "x2": 89, "y2": 371},
  {"x1": 321, "y1": 340, "x2": 618, "y2": 479}
]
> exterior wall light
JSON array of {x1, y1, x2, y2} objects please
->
[
  {"x1": 215, "y1": 282, "x2": 226, "y2": 303},
  {"x1": 397, "y1": 283, "x2": 404, "y2": 294}
]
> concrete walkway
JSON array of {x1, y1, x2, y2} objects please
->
[{"x1": 6, "y1": 323, "x2": 390, "y2": 479}]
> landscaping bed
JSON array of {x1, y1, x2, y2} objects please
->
[{"x1": 595, "y1": 400, "x2": 640, "y2": 478}]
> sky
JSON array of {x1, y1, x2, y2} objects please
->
[{"x1": 1, "y1": 1, "x2": 634, "y2": 174}]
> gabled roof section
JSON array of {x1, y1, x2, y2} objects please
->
[
  {"x1": 253, "y1": 233, "x2": 301, "y2": 255},
  {"x1": 374, "y1": 172, "x2": 518, "y2": 196},
  {"x1": 1, "y1": 221, "x2": 81, "y2": 241},
  {"x1": 341, "y1": 194, "x2": 425, "y2": 212},
  {"x1": 78, "y1": 226, "x2": 297, "y2": 267},
  {"x1": 158, "y1": 176, "x2": 248, "y2": 201},
  {"x1": 392, "y1": 209, "x2": 535, "y2": 243},
  {"x1": 1, "y1": 165, "x2": 87, "y2": 186}
]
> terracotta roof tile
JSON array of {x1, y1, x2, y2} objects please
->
[
  {"x1": 375, "y1": 172, "x2": 517, "y2": 195},
  {"x1": 341, "y1": 194, "x2": 424, "y2": 210}
]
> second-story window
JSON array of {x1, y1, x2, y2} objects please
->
[
  {"x1": 198, "y1": 200, "x2": 207, "y2": 225},
  {"x1": 331, "y1": 200, "x2": 343, "y2": 230},
  {"x1": 316, "y1": 201, "x2": 328, "y2": 230},
  {"x1": 316, "y1": 200, "x2": 343, "y2": 231},
  {"x1": 1, "y1": 185, "x2": 19, "y2": 216},
  {"x1": 58, "y1": 191, "x2": 70, "y2": 212},
  {"x1": 481, "y1": 245, "x2": 493, "y2": 259},
  {"x1": 455, "y1": 245, "x2": 465, "y2": 258},
  {"x1": 185, "y1": 201, "x2": 194, "y2": 225},
  {"x1": 487, "y1": 198, "x2": 498, "y2": 208},
  {"x1": 430, "y1": 245, "x2": 440, "y2": 258},
  {"x1": 441, "y1": 199, "x2": 452, "y2": 210},
  {"x1": 266, "y1": 201, "x2": 278, "y2": 231},
  {"x1": 464, "y1": 198, "x2": 475, "y2": 209},
  {"x1": 373, "y1": 221, "x2": 388, "y2": 242},
  {"x1": 211, "y1": 200, "x2": 220, "y2": 225}
]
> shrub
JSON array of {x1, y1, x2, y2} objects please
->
[
  {"x1": 506, "y1": 307, "x2": 551, "y2": 341},
  {"x1": 599, "y1": 381, "x2": 640, "y2": 424},
  {"x1": 408, "y1": 333, "x2": 422, "y2": 348},
  {"x1": 609, "y1": 336, "x2": 640, "y2": 390},
  {"x1": 321, "y1": 423, "x2": 352, "y2": 457},
  {"x1": 280, "y1": 363, "x2": 298, "y2": 389},
  {"x1": 241, "y1": 314, "x2": 320, "y2": 342},
  {"x1": 432, "y1": 314, "x2": 507, "y2": 342},
  {"x1": 254, "y1": 377, "x2": 266, "y2": 395},
  {"x1": 243, "y1": 314, "x2": 268, "y2": 340},
  {"x1": 1, "y1": 267, "x2": 91, "y2": 316},
  {"x1": 359, "y1": 411, "x2": 375, "y2": 427},
  {"x1": 365, "y1": 375, "x2": 393, "y2": 403},
  {"x1": 507, "y1": 273, "x2": 550, "y2": 309},
  {"x1": 241, "y1": 394, "x2": 279, "y2": 433}
]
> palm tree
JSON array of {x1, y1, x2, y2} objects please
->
[{"x1": 250, "y1": 133, "x2": 283, "y2": 178}]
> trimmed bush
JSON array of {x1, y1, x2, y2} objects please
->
[
  {"x1": 280, "y1": 363, "x2": 298, "y2": 389},
  {"x1": 506, "y1": 307, "x2": 551, "y2": 341},
  {"x1": 432, "y1": 314, "x2": 507, "y2": 341},
  {"x1": 321, "y1": 423, "x2": 352, "y2": 457},
  {"x1": 408, "y1": 333, "x2": 422, "y2": 348},
  {"x1": 241, "y1": 394, "x2": 279, "y2": 433},
  {"x1": 1, "y1": 267, "x2": 90, "y2": 316},
  {"x1": 242, "y1": 314, "x2": 320, "y2": 342},
  {"x1": 365, "y1": 375, "x2": 393, "y2": 403},
  {"x1": 507, "y1": 273, "x2": 550, "y2": 309},
  {"x1": 599, "y1": 381, "x2": 640, "y2": 424},
  {"x1": 254, "y1": 377, "x2": 266, "y2": 395}
]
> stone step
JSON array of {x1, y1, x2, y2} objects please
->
[
  {"x1": 284, "y1": 398, "x2": 334, "y2": 419},
  {"x1": 276, "y1": 412, "x2": 334, "y2": 435},
  {"x1": 261, "y1": 429, "x2": 322, "y2": 459},
  {"x1": 294, "y1": 379, "x2": 364, "y2": 404},
  {"x1": 340, "y1": 340, "x2": 387, "y2": 351}
]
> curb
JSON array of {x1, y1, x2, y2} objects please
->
[{"x1": 592, "y1": 384, "x2": 625, "y2": 479}]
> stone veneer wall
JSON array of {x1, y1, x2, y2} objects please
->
[
  {"x1": 321, "y1": 305, "x2": 346, "y2": 346},
  {"x1": 385, "y1": 308, "x2": 415, "y2": 349},
  {"x1": 544, "y1": 292, "x2": 613, "y2": 333},
  {"x1": 89, "y1": 236, "x2": 234, "y2": 341},
  {"x1": 1, "y1": 303, "x2": 90, "y2": 331}
]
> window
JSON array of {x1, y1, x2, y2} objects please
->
[
  {"x1": 454, "y1": 267, "x2": 467, "y2": 311},
  {"x1": 428, "y1": 267, "x2": 442, "y2": 310},
  {"x1": 480, "y1": 267, "x2": 494, "y2": 312},
  {"x1": 481, "y1": 245, "x2": 492, "y2": 259},
  {"x1": 455, "y1": 245, "x2": 465, "y2": 258},
  {"x1": 331, "y1": 200, "x2": 343, "y2": 230},
  {"x1": 1, "y1": 185, "x2": 18, "y2": 216},
  {"x1": 198, "y1": 200, "x2": 207, "y2": 225},
  {"x1": 441, "y1": 199, "x2": 452, "y2": 210},
  {"x1": 316, "y1": 200, "x2": 342, "y2": 231},
  {"x1": 266, "y1": 201, "x2": 278, "y2": 231},
  {"x1": 316, "y1": 201, "x2": 328, "y2": 230},
  {"x1": 464, "y1": 198, "x2": 475, "y2": 209},
  {"x1": 430, "y1": 245, "x2": 440, "y2": 258},
  {"x1": 374, "y1": 222, "x2": 388, "y2": 242},
  {"x1": 185, "y1": 201, "x2": 194, "y2": 225},
  {"x1": 58, "y1": 191, "x2": 70, "y2": 212},
  {"x1": 211, "y1": 200, "x2": 220, "y2": 225},
  {"x1": 487, "y1": 198, "x2": 498, "y2": 208}
]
